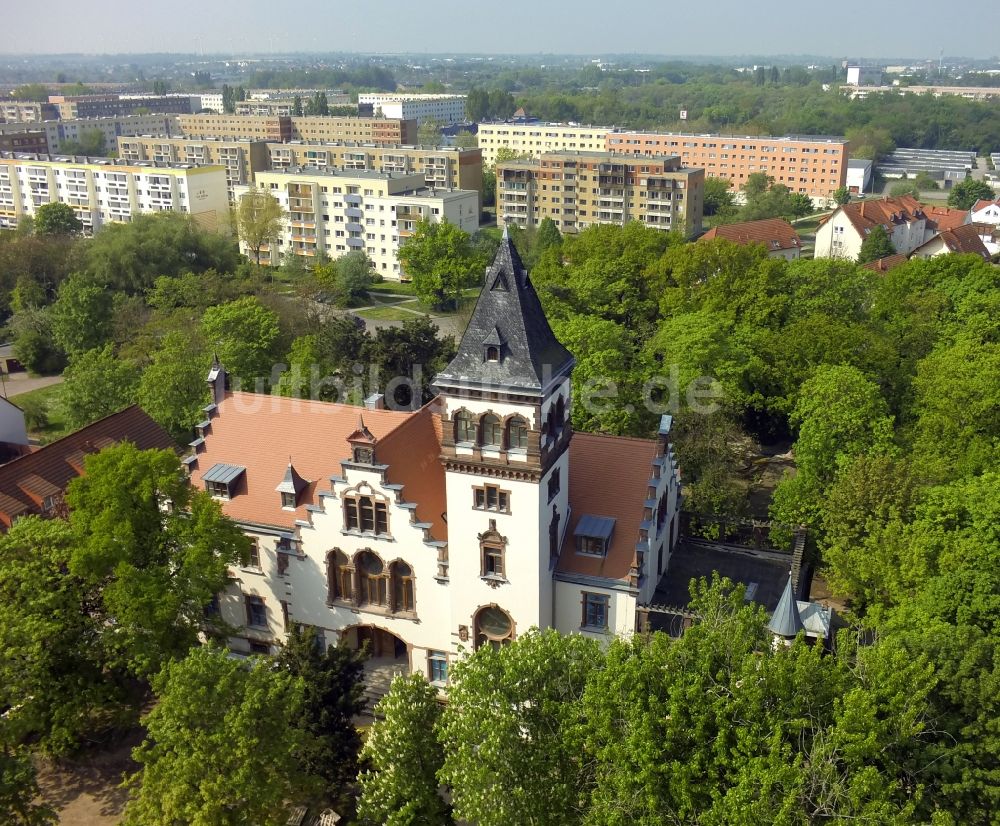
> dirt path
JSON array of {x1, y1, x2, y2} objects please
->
[
  {"x1": 5, "y1": 373, "x2": 63, "y2": 397},
  {"x1": 35, "y1": 731, "x2": 142, "y2": 825}
]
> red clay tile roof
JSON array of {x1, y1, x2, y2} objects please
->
[
  {"x1": 372, "y1": 402, "x2": 447, "y2": 541},
  {"x1": 189, "y1": 392, "x2": 428, "y2": 532},
  {"x1": 834, "y1": 195, "x2": 926, "y2": 237},
  {"x1": 701, "y1": 218, "x2": 801, "y2": 251},
  {"x1": 557, "y1": 432, "x2": 659, "y2": 583},
  {"x1": 971, "y1": 198, "x2": 1000, "y2": 213},
  {"x1": 862, "y1": 253, "x2": 908, "y2": 273},
  {"x1": 913, "y1": 224, "x2": 991, "y2": 259},
  {"x1": 923, "y1": 205, "x2": 969, "y2": 232},
  {"x1": 0, "y1": 405, "x2": 175, "y2": 528}
]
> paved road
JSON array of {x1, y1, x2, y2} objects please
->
[{"x1": 4, "y1": 373, "x2": 62, "y2": 398}]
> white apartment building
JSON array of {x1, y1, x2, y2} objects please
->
[
  {"x1": 241, "y1": 168, "x2": 479, "y2": 278},
  {"x1": 189, "y1": 234, "x2": 682, "y2": 679},
  {"x1": 198, "y1": 93, "x2": 224, "y2": 113},
  {"x1": 476, "y1": 122, "x2": 610, "y2": 166},
  {"x1": 0, "y1": 154, "x2": 229, "y2": 233},
  {"x1": 359, "y1": 94, "x2": 467, "y2": 125}
]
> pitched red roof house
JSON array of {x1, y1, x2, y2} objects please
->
[
  {"x1": 862, "y1": 254, "x2": 908, "y2": 273},
  {"x1": 0, "y1": 405, "x2": 175, "y2": 529},
  {"x1": 701, "y1": 218, "x2": 801, "y2": 257},
  {"x1": 910, "y1": 223, "x2": 991, "y2": 260},
  {"x1": 922, "y1": 205, "x2": 969, "y2": 232}
]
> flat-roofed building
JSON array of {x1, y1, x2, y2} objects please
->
[
  {"x1": 242, "y1": 168, "x2": 479, "y2": 278},
  {"x1": 607, "y1": 131, "x2": 848, "y2": 203},
  {"x1": 0, "y1": 131, "x2": 48, "y2": 155},
  {"x1": 0, "y1": 153, "x2": 230, "y2": 233},
  {"x1": 37, "y1": 114, "x2": 179, "y2": 152},
  {"x1": 0, "y1": 101, "x2": 59, "y2": 122},
  {"x1": 118, "y1": 136, "x2": 270, "y2": 200},
  {"x1": 177, "y1": 115, "x2": 417, "y2": 146},
  {"x1": 476, "y1": 121, "x2": 610, "y2": 166},
  {"x1": 49, "y1": 94, "x2": 195, "y2": 119},
  {"x1": 358, "y1": 93, "x2": 467, "y2": 125},
  {"x1": 497, "y1": 151, "x2": 703, "y2": 237},
  {"x1": 267, "y1": 142, "x2": 483, "y2": 208}
]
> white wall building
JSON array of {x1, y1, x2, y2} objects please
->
[
  {"x1": 0, "y1": 154, "x2": 230, "y2": 232},
  {"x1": 358, "y1": 94, "x2": 467, "y2": 125},
  {"x1": 188, "y1": 235, "x2": 682, "y2": 685},
  {"x1": 846, "y1": 158, "x2": 873, "y2": 195},
  {"x1": 970, "y1": 197, "x2": 1000, "y2": 226},
  {"x1": 845, "y1": 65, "x2": 883, "y2": 86},
  {"x1": 239, "y1": 168, "x2": 479, "y2": 279},
  {"x1": 197, "y1": 93, "x2": 224, "y2": 113},
  {"x1": 815, "y1": 195, "x2": 932, "y2": 259},
  {"x1": 476, "y1": 122, "x2": 610, "y2": 166}
]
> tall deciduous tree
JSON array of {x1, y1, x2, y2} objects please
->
[
  {"x1": 59, "y1": 344, "x2": 140, "y2": 429},
  {"x1": 136, "y1": 329, "x2": 210, "y2": 439},
  {"x1": 947, "y1": 177, "x2": 995, "y2": 210},
  {"x1": 276, "y1": 626, "x2": 368, "y2": 801},
  {"x1": 66, "y1": 444, "x2": 249, "y2": 677},
  {"x1": 123, "y1": 647, "x2": 319, "y2": 826},
  {"x1": 234, "y1": 187, "x2": 285, "y2": 267},
  {"x1": 357, "y1": 673, "x2": 449, "y2": 826},
  {"x1": 201, "y1": 295, "x2": 281, "y2": 389},
  {"x1": 397, "y1": 219, "x2": 482, "y2": 310},
  {"x1": 33, "y1": 203, "x2": 82, "y2": 236},
  {"x1": 0, "y1": 736, "x2": 55, "y2": 825},
  {"x1": 439, "y1": 629, "x2": 603, "y2": 826},
  {"x1": 49, "y1": 273, "x2": 114, "y2": 356}
]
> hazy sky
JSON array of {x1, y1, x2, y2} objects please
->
[{"x1": 5, "y1": 0, "x2": 1000, "y2": 59}]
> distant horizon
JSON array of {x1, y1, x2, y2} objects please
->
[{"x1": 4, "y1": 0, "x2": 999, "y2": 61}]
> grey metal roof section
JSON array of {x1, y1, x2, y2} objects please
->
[
  {"x1": 574, "y1": 514, "x2": 616, "y2": 541},
  {"x1": 202, "y1": 463, "x2": 246, "y2": 485},
  {"x1": 768, "y1": 575, "x2": 805, "y2": 637},
  {"x1": 275, "y1": 463, "x2": 307, "y2": 495},
  {"x1": 433, "y1": 229, "x2": 574, "y2": 394}
]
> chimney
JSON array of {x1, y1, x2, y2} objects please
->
[
  {"x1": 364, "y1": 393, "x2": 385, "y2": 411},
  {"x1": 206, "y1": 355, "x2": 228, "y2": 405}
]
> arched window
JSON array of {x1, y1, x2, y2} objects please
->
[
  {"x1": 357, "y1": 551, "x2": 387, "y2": 607},
  {"x1": 454, "y1": 409, "x2": 476, "y2": 444},
  {"x1": 481, "y1": 413, "x2": 502, "y2": 447},
  {"x1": 392, "y1": 561, "x2": 414, "y2": 612},
  {"x1": 327, "y1": 549, "x2": 352, "y2": 603},
  {"x1": 475, "y1": 605, "x2": 514, "y2": 650},
  {"x1": 506, "y1": 415, "x2": 528, "y2": 450}
]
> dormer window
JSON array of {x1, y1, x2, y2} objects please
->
[
  {"x1": 280, "y1": 491, "x2": 297, "y2": 509},
  {"x1": 485, "y1": 345, "x2": 500, "y2": 362},
  {"x1": 203, "y1": 463, "x2": 245, "y2": 500},
  {"x1": 353, "y1": 446, "x2": 375, "y2": 464},
  {"x1": 574, "y1": 515, "x2": 616, "y2": 557},
  {"x1": 276, "y1": 462, "x2": 307, "y2": 510}
]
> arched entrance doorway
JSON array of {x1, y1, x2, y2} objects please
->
[{"x1": 342, "y1": 624, "x2": 409, "y2": 701}]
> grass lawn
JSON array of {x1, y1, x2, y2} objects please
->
[
  {"x1": 366, "y1": 280, "x2": 417, "y2": 297},
  {"x1": 15, "y1": 382, "x2": 68, "y2": 444}
]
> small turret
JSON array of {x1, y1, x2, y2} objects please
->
[{"x1": 768, "y1": 574, "x2": 804, "y2": 644}]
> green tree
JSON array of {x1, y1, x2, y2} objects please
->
[
  {"x1": 8, "y1": 307, "x2": 66, "y2": 375},
  {"x1": 494, "y1": 145, "x2": 533, "y2": 165},
  {"x1": 857, "y1": 223, "x2": 896, "y2": 264},
  {"x1": 58, "y1": 128, "x2": 107, "y2": 157},
  {"x1": 201, "y1": 295, "x2": 281, "y2": 389},
  {"x1": 33, "y1": 203, "x2": 82, "y2": 236},
  {"x1": 49, "y1": 273, "x2": 114, "y2": 356},
  {"x1": 845, "y1": 125, "x2": 895, "y2": 163},
  {"x1": 123, "y1": 647, "x2": 318, "y2": 826},
  {"x1": 82, "y1": 212, "x2": 239, "y2": 294},
  {"x1": 418, "y1": 119, "x2": 443, "y2": 146},
  {"x1": 59, "y1": 344, "x2": 139, "y2": 429},
  {"x1": 276, "y1": 626, "x2": 367, "y2": 801},
  {"x1": 292, "y1": 95, "x2": 303, "y2": 117},
  {"x1": 314, "y1": 250, "x2": 374, "y2": 307},
  {"x1": 357, "y1": 673, "x2": 449, "y2": 826},
  {"x1": 947, "y1": 177, "x2": 996, "y2": 210},
  {"x1": 482, "y1": 167, "x2": 496, "y2": 207},
  {"x1": 10, "y1": 83, "x2": 49, "y2": 101},
  {"x1": 439, "y1": 629, "x2": 603, "y2": 826},
  {"x1": 534, "y1": 216, "x2": 562, "y2": 258},
  {"x1": 832, "y1": 185, "x2": 851, "y2": 205},
  {"x1": 368, "y1": 317, "x2": 456, "y2": 407},
  {"x1": 453, "y1": 130, "x2": 477, "y2": 149},
  {"x1": 0, "y1": 518, "x2": 120, "y2": 755},
  {"x1": 398, "y1": 219, "x2": 482, "y2": 310},
  {"x1": 466, "y1": 87, "x2": 490, "y2": 122},
  {"x1": 703, "y1": 176, "x2": 736, "y2": 216},
  {"x1": 0, "y1": 738, "x2": 56, "y2": 825},
  {"x1": 913, "y1": 171, "x2": 940, "y2": 191},
  {"x1": 234, "y1": 187, "x2": 285, "y2": 267},
  {"x1": 136, "y1": 329, "x2": 210, "y2": 439},
  {"x1": 889, "y1": 179, "x2": 921, "y2": 199},
  {"x1": 66, "y1": 444, "x2": 249, "y2": 677}
]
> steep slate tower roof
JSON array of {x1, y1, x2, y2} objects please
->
[
  {"x1": 434, "y1": 229, "x2": 574, "y2": 394},
  {"x1": 767, "y1": 575, "x2": 805, "y2": 638}
]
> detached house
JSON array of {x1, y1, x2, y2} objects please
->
[
  {"x1": 970, "y1": 198, "x2": 1000, "y2": 226},
  {"x1": 815, "y1": 196, "x2": 931, "y2": 259},
  {"x1": 188, "y1": 233, "x2": 683, "y2": 684},
  {"x1": 700, "y1": 218, "x2": 801, "y2": 260}
]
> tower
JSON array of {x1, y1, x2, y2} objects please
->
[{"x1": 434, "y1": 229, "x2": 575, "y2": 650}]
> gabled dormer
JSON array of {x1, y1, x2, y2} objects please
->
[
  {"x1": 346, "y1": 414, "x2": 377, "y2": 465},
  {"x1": 275, "y1": 461, "x2": 307, "y2": 510}
]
